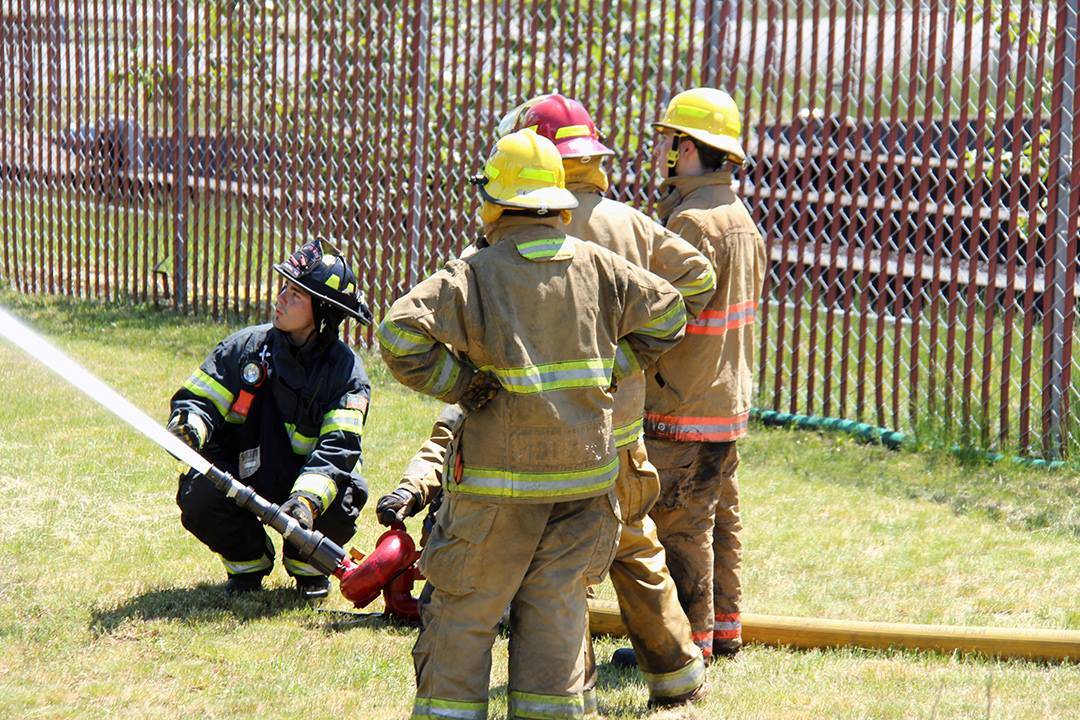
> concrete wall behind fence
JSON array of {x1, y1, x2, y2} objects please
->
[{"x1": 0, "y1": 0, "x2": 1077, "y2": 461}]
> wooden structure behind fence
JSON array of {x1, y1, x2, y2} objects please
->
[{"x1": 0, "y1": 1, "x2": 1077, "y2": 460}]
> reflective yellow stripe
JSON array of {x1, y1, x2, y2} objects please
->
[
  {"x1": 325, "y1": 273, "x2": 342, "y2": 290},
  {"x1": 411, "y1": 696, "x2": 488, "y2": 720},
  {"x1": 283, "y1": 557, "x2": 323, "y2": 577},
  {"x1": 518, "y1": 166, "x2": 557, "y2": 182},
  {"x1": 291, "y1": 472, "x2": 337, "y2": 510},
  {"x1": 484, "y1": 162, "x2": 501, "y2": 180},
  {"x1": 320, "y1": 408, "x2": 364, "y2": 435},
  {"x1": 515, "y1": 236, "x2": 569, "y2": 260},
  {"x1": 422, "y1": 348, "x2": 463, "y2": 398},
  {"x1": 182, "y1": 369, "x2": 235, "y2": 418},
  {"x1": 675, "y1": 104, "x2": 710, "y2": 119},
  {"x1": 612, "y1": 340, "x2": 641, "y2": 381},
  {"x1": 638, "y1": 301, "x2": 686, "y2": 338},
  {"x1": 508, "y1": 690, "x2": 584, "y2": 719},
  {"x1": 220, "y1": 554, "x2": 272, "y2": 576},
  {"x1": 453, "y1": 456, "x2": 618, "y2": 499},
  {"x1": 676, "y1": 265, "x2": 716, "y2": 296},
  {"x1": 481, "y1": 357, "x2": 611, "y2": 394},
  {"x1": 284, "y1": 423, "x2": 318, "y2": 455},
  {"x1": 613, "y1": 417, "x2": 643, "y2": 448},
  {"x1": 582, "y1": 688, "x2": 597, "y2": 718},
  {"x1": 642, "y1": 655, "x2": 706, "y2": 700},
  {"x1": 376, "y1": 319, "x2": 435, "y2": 357},
  {"x1": 554, "y1": 124, "x2": 590, "y2": 139}
]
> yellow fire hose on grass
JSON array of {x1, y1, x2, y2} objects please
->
[{"x1": 588, "y1": 599, "x2": 1080, "y2": 663}]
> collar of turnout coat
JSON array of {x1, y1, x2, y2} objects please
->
[
  {"x1": 482, "y1": 215, "x2": 576, "y2": 262},
  {"x1": 657, "y1": 170, "x2": 735, "y2": 222}
]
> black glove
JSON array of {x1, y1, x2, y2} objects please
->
[
  {"x1": 459, "y1": 370, "x2": 501, "y2": 413},
  {"x1": 167, "y1": 411, "x2": 205, "y2": 450},
  {"x1": 376, "y1": 488, "x2": 420, "y2": 527},
  {"x1": 281, "y1": 493, "x2": 318, "y2": 530}
]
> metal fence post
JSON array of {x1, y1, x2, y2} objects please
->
[
  {"x1": 405, "y1": 0, "x2": 431, "y2": 291},
  {"x1": 171, "y1": 0, "x2": 189, "y2": 310},
  {"x1": 1047, "y1": 0, "x2": 1077, "y2": 458}
]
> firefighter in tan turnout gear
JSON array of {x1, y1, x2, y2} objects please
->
[
  {"x1": 377, "y1": 129, "x2": 688, "y2": 720},
  {"x1": 517, "y1": 93, "x2": 715, "y2": 705},
  {"x1": 644, "y1": 88, "x2": 767, "y2": 661}
]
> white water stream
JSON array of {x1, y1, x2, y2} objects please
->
[{"x1": 0, "y1": 306, "x2": 212, "y2": 476}]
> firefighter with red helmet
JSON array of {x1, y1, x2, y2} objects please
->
[
  {"x1": 645, "y1": 88, "x2": 766, "y2": 660},
  {"x1": 169, "y1": 239, "x2": 373, "y2": 599},
  {"x1": 378, "y1": 129, "x2": 687, "y2": 720}
]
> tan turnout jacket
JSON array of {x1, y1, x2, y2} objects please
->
[
  {"x1": 379, "y1": 214, "x2": 687, "y2": 503},
  {"x1": 644, "y1": 172, "x2": 766, "y2": 442},
  {"x1": 565, "y1": 186, "x2": 717, "y2": 449}
]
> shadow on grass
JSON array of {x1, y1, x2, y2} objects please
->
[
  {"x1": 314, "y1": 608, "x2": 421, "y2": 637},
  {"x1": 88, "y1": 582, "x2": 308, "y2": 636}
]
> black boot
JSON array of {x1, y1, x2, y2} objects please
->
[
  {"x1": 295, "y1": 574, "x2": 330, "y2": 600},
  {"x1": 224, "y1": 573, "x2": 264, "y2": 594},
  {"x1": 610, "y1": 647, "x2": 638, "y2": 669}
]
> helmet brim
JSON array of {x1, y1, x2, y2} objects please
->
[
  {"x1": 273, "y1": 265, "x2": 373, "y2": 325},
  {"x1": 477, "y1": 183, "x2": 579, "y2": 212},
  {"x1": 554, "y1": 135, "x2": 615, "y2": 159},
  {"x1": 652, "y1": 121, "x2": 746, "y2": 164}
]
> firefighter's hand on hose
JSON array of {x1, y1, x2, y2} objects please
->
[
  {"x1": 167, "y1": 411, "x2": 207, "y2": 450},
  {"x1": 281, "y1": 493, "x2": 319, "y2": 530},
  {"x1": 459, "y1": 370, "x2": 501, "y2": 413},
  {"x1": 376, "y1": 488, "x2": 420, "y2": 527}
]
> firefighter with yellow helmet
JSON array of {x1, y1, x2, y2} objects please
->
[
  {"x1": 377, "y1": 128, "x2": 688, "y2": 719},
  {"x1": 644, "y1": 88, "x2": 766, "y2": 661}
]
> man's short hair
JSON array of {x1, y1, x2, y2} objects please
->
[{"x1": 689, "y1": 137, "x2": 731, "y2": 171}]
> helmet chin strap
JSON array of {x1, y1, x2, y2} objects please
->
[{"x1": 667, "y1": 133, "x2": 686, "y2": 177}]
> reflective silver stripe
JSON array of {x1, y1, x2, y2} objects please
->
[
  {"x1": 637, "y1": 302, "x2": 686, "y2": 338},
  {"x1": 613, "y1": 417, "x2": 643, "y2": 448},
  {"x1": 376, "y1": 319, "x2": 435, "y2": 357},
  {"x1": 285, "y1": 423, "x2": 318, "y2": 454},
  {"x1": 424, "y1": 348, "x2": 463, "y2": 397},
  {"x1": 483, "y1": 358, "x2": 611, "y2": 394},
  {"x1": 643, "y1": 656, "x2": 705, "y2": 699},
  {"x1": 713, "y1": 621, "x2": 741, "y2": 631},
  {"x1": 582, "y1": 689, "x2": 597, "y2": 717},
  {"x1": 515, "y1": 237, "x2": 572, "y2": 260},
  {"x1": 612, "y1": 340, "x2": 640, "y2": 380},
  {"x1": 675, "y1": 264, "x2": 716, "y2": 296},
  {"x1": 454, "y1": 456, "x2": 618, "y2": 499},
  {"x1": 282, "y1": 557, "x2": 322, "y2": 577},
  {"x1": 220, "y1": 554, "x2": 272, "y2": 575},
  {"x1": 291, "y1": 472, "x2": 337, "y2": 510},
  {"x1": 508, "y1": 690, "x2": 583, "y2": 719},
  {"x1": 320, "y1": 408, "x2": 364, "y2": 435},
  {"x1": 411, "y1": 696, "x2": 488, "y2": 720}
]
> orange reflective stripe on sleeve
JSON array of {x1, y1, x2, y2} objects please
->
[
  {"x1": 644, "y1": 411, "x2": 750, "y2": 442},
  {"x1": 684, "y1": 300, "x2": 757, "y2": 336}
]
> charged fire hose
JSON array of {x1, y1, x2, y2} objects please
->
[{"x1": 0, "y1": 306, "x2": 422, "y2": 620}]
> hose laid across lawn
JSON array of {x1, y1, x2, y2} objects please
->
[
  {"x1": 587, "y1": 599, "x2": 1080, "y2": 663},
  {"x1": 751, "y1": 408, "x2": 1070, "y2": 471}
]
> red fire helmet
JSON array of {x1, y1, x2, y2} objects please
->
[{"x1": 519, "y1": 93, "x2": 614, "y2": 159}]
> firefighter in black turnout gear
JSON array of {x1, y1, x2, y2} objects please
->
[{"x1": 169, "y1": 240, "x2": 374, "y2": 599}]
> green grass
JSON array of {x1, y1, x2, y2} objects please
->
[{"x1": 0, "y1": 292, "x2": 1078, "y2": 719}]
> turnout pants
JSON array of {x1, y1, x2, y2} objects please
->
[
  {"x1": 646, "y1": 439, "x2": 742, "y2": 659},
  {"x1": 582, "y1": 440, "x2": 705, "y2": 705},
  {"x1": 412, "y1": 492, "x2": 620, "y2": 720}
]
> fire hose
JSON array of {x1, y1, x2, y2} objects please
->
[{"x1": 0, "y1": 306, "x2": 423, "y2": 621}]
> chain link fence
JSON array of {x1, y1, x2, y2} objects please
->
[{"x1": 1, "y1": 1, "x2": 1077, "y2": 460}]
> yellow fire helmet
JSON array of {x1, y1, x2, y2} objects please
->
[
  {"x1": 653, "y1": 87, "x2": 746, "y2": 165},
  {"x1": 471, "y1": 128, "x2": 578, "y2": 213}
]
